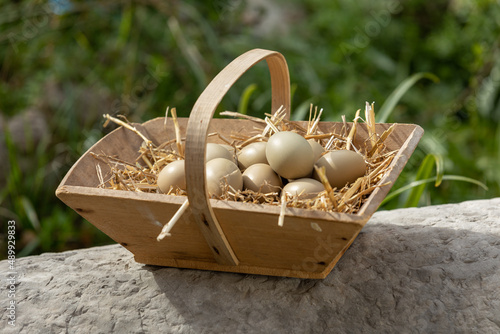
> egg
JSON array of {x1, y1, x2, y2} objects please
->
[
  {"x1": 237, "y1": 142, "x2": 268, "y2": 170},
  {"x1": 206, "y1": 143, "x2": 236, "y2": 163},
  {"x1": 282, "y1": 178, "x2": 324, "y2": 199},
  {"x1": 266, "y1": 131, "x2": 314, "y2": 179},
  {"x1": 206, "y1": 158, "x2": 243, "y2": 197},
  {"x1": 308, "y1": 139, "x2": 324, "y2": 161},
  {"x1": 242, "y1": 163, "x2": 282, "y2": 193},
  {"x1": 220, "y1": 144, "x2": 236, "y2": 155},
  {"x1": 313, "y1": 150, "x2": 366, "y2": 189},
  {"x1": 157, "y1": 160, "x2": 186, "y2": 193}
]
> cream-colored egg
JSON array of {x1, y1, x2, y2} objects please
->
[
  {"x1": 283, "y1": 178, "x2": 324, "y2": 199},
  {"x1": 242, "y1": 163, "x2": 282, "y2": 194},
  {"x1": 220, "y1": 144, "x2": 236, "y2": 155},
  {"x1": 206, "y1": 158, "x2": 243, "y2": 197},
  {"x1": 237, "y1": 142, "x2": 268, "y2": 170},
  {"x1": 313, "y1": 150, "x2": 366, "y2": 189},
  {"x1": 308, "y1": 139, "x2": 324, "y2": 161},
  {"x1": 157, "y1": 160, "x2": 186, "y2": 193},
  {"x1": 206, "y1": 143, "x2": 236, "y2": 163},
  {"x1": 266, "y1": 131, "x2": 314, "y2": 179}
]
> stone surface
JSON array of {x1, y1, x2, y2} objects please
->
[{"x1": 2, "y1": 198, "x2": 500, "y2": 333}]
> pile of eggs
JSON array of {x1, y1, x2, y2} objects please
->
[{"x1": 157, "y1": 131, "x2": 367, "y2": 200}]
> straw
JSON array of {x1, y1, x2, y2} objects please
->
[
  {"x1": 170, "y1": 107, "x2": 184, "y2": 158},
  {"x1": 93, "y1": 102, "x2": 397, "y2": 216},
  {"x1": 346, "y1": 109, "x2": 361, "y2": 151},
  {"x1": 157, "y1": 199, "x2": 190, "y2": 240}
]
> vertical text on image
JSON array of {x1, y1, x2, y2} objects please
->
[{"x1": 6, "y1": 220, "x2": 17, "y2": 327}]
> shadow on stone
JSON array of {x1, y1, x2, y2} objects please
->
[{"x1": 143, "y1": 220, "x2": 500, "y2": 333}]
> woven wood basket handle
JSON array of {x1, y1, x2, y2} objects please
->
[{"x1": 185, "y1": 48, "x2": 291, "y2": 266}]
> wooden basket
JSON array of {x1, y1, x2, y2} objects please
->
[{"x1": 56, "y1": 49, "x2": 423, "y2": 279}]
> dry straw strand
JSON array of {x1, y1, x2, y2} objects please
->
[
  {"x1": 346, "y1": 109, "x2": 361, "y2": 151},
  {"x1": 170, "y1": 107, "x2": 184, "y2": 158},
  {"x1": 103, "y1": 114, "x2": 153, "y2": 148},
  {"x1": 157, "y1": 199, "x2": 190, "y2": 241}
]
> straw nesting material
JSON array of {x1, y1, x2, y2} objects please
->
[{"x1": 92, "y1": 103, "x2": 396, "y2": 215}]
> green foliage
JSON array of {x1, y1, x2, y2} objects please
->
[
  {"x1": 376, "y1": 73, "x2": 440, "y2": 123},
  {"x1": 238, "y1": 84, "x2": 258, "y2": 115},
  {"x1": 1, "y1": 0, "x2": 499, "y2": 258},
  {"x1": 382, "y1": 153, "x2": 487, "y2": 207},
  {"x1": 382, "y1": 175, "x2": 488, "y2": 207},
  {"x1": 405, "y1": 154, "x2": 444, "y2": 207}
]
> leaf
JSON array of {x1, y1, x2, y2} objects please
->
[
  {"x1": 434, "y1": 154, "x2": 444, "y2": 187},
  {"x1": 376, "y1": 72, "x2": 440, "y2": 123},
  {"x1": 291, "y1": 99, "x2": 315, "y2": 121},
  {"x1": 2, "y1": 127, "x2": 22, "y2": 202},
  {"x1": 404, "y1": 153, "x2": 444, "y2": 207},
  {"x1": 404, "y1": 154, "x2": 436, "y2": 207},
  {"x1": 237, "y1": 83, "x2": 258, "y2": 115},
  {"x1": 381, "y1": 175, "x2": 488, "y2": 206},
  {"x1": 117, "y1": 3, "x2": 134, "y2": 47},
  {"x1": 442, "y1": 175, "x2": 488, "y2": 190},
  {"x1": 167, "y1": 16, "x2": 207, "y2": 89},
  {"x1": 21, "y1": 196, "x2": 40, "y2": 231}
]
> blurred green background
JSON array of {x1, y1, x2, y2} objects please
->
[{"x1": 1, "y1": 0, "x2": 499, "y2": 259}]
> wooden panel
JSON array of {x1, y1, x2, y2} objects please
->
[
  {"x1": 56, "y1": 184, "x2": 363, "y2": 277},
  {"x1": 216, "y1": 207, "x2": 363, "y2": 272},
  {"x1": 56, "y1": 186, "x2": 215, "y2": 262}
]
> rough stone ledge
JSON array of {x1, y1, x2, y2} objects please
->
[{"x1": 1, "y1": 198, "x2": 500, "y2": 334}]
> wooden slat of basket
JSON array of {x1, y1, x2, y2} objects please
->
[{"x1": 184, "y1": 49, "x2": 291, "y2": 266}]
